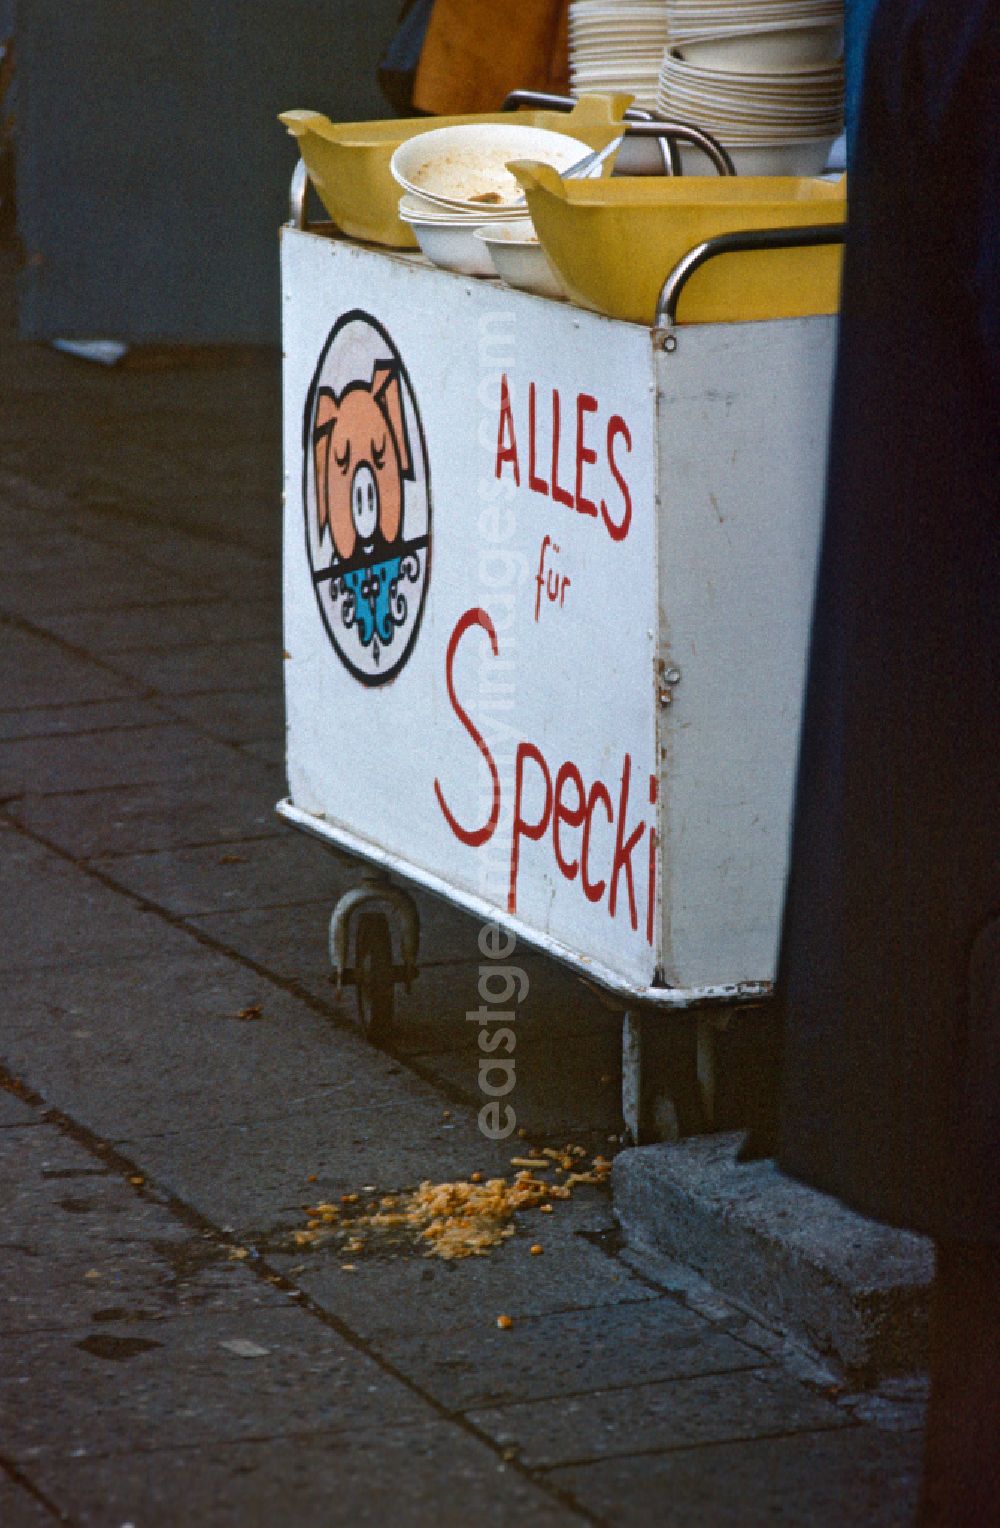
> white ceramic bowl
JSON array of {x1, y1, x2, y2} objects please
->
[
  {"x1": 474, "y1": 219, "x2": 566, "y2": 299},
  {"x1": 401, "y1": 212, "x2": 498, "y2": 276},
  {"x1": 613, "y1": 134, "x2": 676, "y2": 176},
  {"x1": 398, "y1": 191, "x2": 524, "y2": 224},
  {"x1": 390, "y1": 123, "x2": 596, "y2": 213},
  {"x1": 711, "y1": 138, "x2": 837, "y2": 175}
]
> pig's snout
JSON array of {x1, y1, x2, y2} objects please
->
[{"x1": 351, "y1": 462, "x2": 379, "y2": 546}]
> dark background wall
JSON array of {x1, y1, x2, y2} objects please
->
[{"x1": 14, "y1": 0, "x2": 401, "y2": 344}]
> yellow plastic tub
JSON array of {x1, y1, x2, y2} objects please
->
[
  {"x1": 280, "y1": 95, "x2": 632, "y2": 250},
  {"x1": 509, "y1": 162, "x2": 847, "y2": 325}
]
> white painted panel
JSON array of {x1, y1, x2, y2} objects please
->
[
  {"x1": 282, "y1": 230, "x2": 660, "y2": 984},
  {"x1": 655, "y1": 317, "x2": 836, "y2": 987}
]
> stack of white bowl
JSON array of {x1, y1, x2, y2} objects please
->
[
  {"x1": 390, "y1": 123, "x2": 597, "y2": 277},
  {"x1": 569, "y1": 0, "x2": 671, "y2": 114},
  {"x1": 658, "y1": 0, "x2": 844, "y2": 174}
]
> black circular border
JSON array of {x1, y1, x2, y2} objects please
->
[{"x1": 302, "y1": 309, "x2": 433, "y2": 688}]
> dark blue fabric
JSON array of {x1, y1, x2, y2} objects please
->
[
  {"x1": 377, "y1": 0, "x2": 435, "y2": 114},
  {"x1": 844, "y1": 0, "x2": 881, "y2": 164},
  {"x1": 778, "y1": 0, "x2": 1000, "y2": 1240}
]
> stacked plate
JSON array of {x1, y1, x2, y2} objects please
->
[
  {"x1": 666, "y1": 0, "x2": 842, "y2": 66},
  {"x1": 658, "y1": 1, "x2": 844, "y2": 175},
  {"x1": 569, "y1": 0, "x2": 671, "y2": 114}
]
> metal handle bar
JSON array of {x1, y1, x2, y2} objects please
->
[
  {"x1": 500, "y1": 94, "x2": 732, "y2": 175},
  {"x1": 622, "y1": 119, "x2": 735, "y2": 177},
  {"x1": 500, "y1": 88, "x2": 655, "y2": 122},
  {"x1": 289, "y1": 157, "x2": 309, "y2": 229},
  {"x1": 655, "y1": 222, "x2": 847, "y2": 338}
]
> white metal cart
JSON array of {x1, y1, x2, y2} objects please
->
[{"x1": 278, "y1": 164, "x2": 841, "y2": 1141}]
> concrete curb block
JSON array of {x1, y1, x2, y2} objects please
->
[{"x1": 613, "y1": 1133, "x2": 934, "y2": 1381}]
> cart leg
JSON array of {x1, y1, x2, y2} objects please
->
[
  {"x1": 695, "y1": 1009, "x2": 733, "y2": 1130},
  {"x1": 622, "y1": 1010, "x2": 646, "y2": 1145},
  {"x1": 695, "y1": 1016, "x2": 716, "y2": 1130},
  {"x1": 625, "y1": 1008, "x2": 731, "y2": 1144}
]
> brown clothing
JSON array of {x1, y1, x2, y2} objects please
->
[{"x1": 412, "y1": 0, "x2": 570, "y2": 116}]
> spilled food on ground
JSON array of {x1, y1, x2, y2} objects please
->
[{"x1": 288, "y1": 1145, "x2": 613, "y2": 1263}]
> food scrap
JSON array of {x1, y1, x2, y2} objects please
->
[
  {"x1": 292, "y1": 1147, "x2": 613, "y2": 1263},
  {"x1": 496, "y1": 1314, "x2": 513, "y2": 1330}
]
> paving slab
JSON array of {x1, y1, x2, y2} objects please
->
[
  {"x1": 101, "y1": 639, "x2": 280, "y2": 697},
  {"x1": 0, "y1": 531, "x2": 216, "y2": 617},
  {"x1": 467, "y1": 1365, "x2": 850, "y2": 1470},
  {"x1": 0, "y1": 623, "x2": 141, "y2": 709},
  {"x1": 96, "y1": 832, "x2": 353, "y2": 918},
  {"x1": 0, "y1": 721, "x2": 271, "y2": 797},
  {"x1": 0, "y1": 696, "x2": 168, "y2": 743},
  {"x1": 548, "y1": 1423, "x2": 923, "y2": 1528},
  {"x1": 613, "y1": 1134, "x2": 933, "y2": 1380},
  {"x1": 242, "y1": 737, "x2": 285, "y2": 767},
  {"x1": 6, "y1": 761, "x2": 284, "y2": 857},
  {"x1": 0, "y1": 827, "x2": 200, "y2": 972},
  {"x1": 38, "y1": 598, "x2": 281, "y2": 654},
  {"x1": 0, "y1": 1121, "x2": 201, "y2": 1249},
  {"x1": 379, "y1": 951, "x2": 621, "y2": 1057},
  {"x1": 267, "y1": 1226, "x2": 656, "y2": 1346},
  {"x1": 153, "y1": 686, "x2": 285, "y2": 745},
  {"x1": 0, "y1": 951, "x2": 461, "y2": 1141},
  {"x1": 0, "y1": 1475, "x2": 53, "y2": 1526},
  {"x1": 0, "y1": 1089, "x2": 42, "y2": 1127},
  {"x1": 1, "y1": 1237, "x2": 281, "y2": 1339},
  {"x1": 0, "y1": 359, "x2": 280, "y2": 559},
  {"x1": 0, "y1": 468, "x2": 55, "y2": 527},
  {"x1": 115, "y1": 1109, "x2": 517, "y2": 1234},
  {"x1": 118, "y1": 539, "x2": 277, "y2": 599},
  {"x1": 190, "y1": 893, "x2": 495, "y2": 978},
  {"x1": 1, "y1": 1305, "x2": 427, "y2": 1463},
  {"x1": 30, "y1": 1425, "x2": 580, "y2": 1528},
  {"x1": 0, "y1": 1124, "x2": 278, "y2": 1336},
  {"x1": 370, "y1": 1296, "x2": 763, "y2": 1413},
  {"x1": 0, "y1": 527, "x2": 173, "y2": 586},
  {"x1": 418, "y1": 1032, "x2": 623, "y2": 1140}
]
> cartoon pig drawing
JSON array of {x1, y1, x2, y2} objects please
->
[
  {"x1": 310, "y1": 359, "x2": 419, "y2": 664},
  {"x1": 312, "y1": 360, "x2": 413, "y2": 564},
  {"x1": 305, "y1": 318, "x2": 431, "y2": 684}
]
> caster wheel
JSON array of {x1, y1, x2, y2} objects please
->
[{"x1": 354, "y1": 910, "x2": 395, "y2": 1043}]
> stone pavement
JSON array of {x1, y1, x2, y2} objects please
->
[{"x1": 0, "y1": 250, "x2": 924, "y2": 1525}]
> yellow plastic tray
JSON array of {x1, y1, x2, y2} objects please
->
[
  {"x1": 509, "y1": 162, "x2": 847, "y2": 326},
  {"x1": 280, "y1": 95, "x2": 632, "y2": 250}
]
